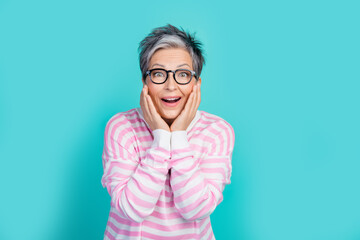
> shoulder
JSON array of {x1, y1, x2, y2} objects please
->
[
  {"x1": 196, "y1": 111, "x2": 235, "y2": 155},
  {"x1": 104, "y1": 108, "x2": 141, "y2": 140},
  {"x1": 198, "y1": 111, "x2": 235, "y2": 138}
]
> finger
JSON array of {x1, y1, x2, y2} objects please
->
[
  {"x1": 189, "y1": 84, "x2": 200, "y2": 117},
  {"x1": 189, "y1": 85, "x2": 198, "y2": 113},
  {"x1": 140, "y1": 87, "x2": 145, "y2": 109},
  {"x1": 146, "y1": 95, "x2": 159, "y2": 118},
  {"x1": 184, "y1": 90, "x2": 195, "y2": 114},
  {"x1": 144, "y1": 84, "x2": 149, "y2": 95},
  {"x1": 142, "y1": 89, "x2": 152, "y2": 120},
  {"x1": 140, "y1": 85, "x2": 146, "y2": 101},
  {"x1": 195, "y1": 83, "x2": 201, "y2": 109}
]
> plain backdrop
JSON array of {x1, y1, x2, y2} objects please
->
[{"x1": 0, "y1": 0, "x2": 359, "y2": 239}]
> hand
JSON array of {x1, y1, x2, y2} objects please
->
[
  {"x1": 140, "y1": 85, "x2": 170, "y2": 132},
  {"x1": 170, "y1": 82, "x2": 201, "y2": 132}
]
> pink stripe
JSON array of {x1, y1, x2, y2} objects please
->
[
  {"x1": 108, "y1": 161, "x2": 136, "y2": 171},
  {"x1": 201, "y1": 167, "x2": 226, "y2": 179},
  {"x1": 202, "y1": 112, "x2": 222, "y2": 121},
  {"x1": 155, "y1": 147, "x2": 171, "y2": 155},
  {"x1": 163, "y1": 189, "x2": 173, "y2": 198},
  {"x1": 207, "y1": 125, "x2": 224, "y2": 155},
  {"x1": 197, "y1": 119, "x2": 215, "y2": 126},
  {"x1": 155, "y1": 198, "x2": 175, "y2": 208},
  {"x1": 104, "y1": 115, "x2": 123, "y2": 160},
  {"x1": 104, "y1": 229, "x2": 115, "y2": 240},
  {"x1": 174, "y1": 181, "x2": 204, "y2": 203},
  {"x1": 143, "y1": 219, "x2": 194, "y2": 231},
  {"x1": 146, "y1": 152, "x2": 168, "y2": 163},
  {"x1": 124, "y1": 109, "x2": 138, "y2": 117},
  {"x1": 200, "y1": 220, "x2": 212, "y2": 238},
  {"x1": 171, "y1": 158, "x2": 197, "y2": 173},
  {"x1": 132, "y1": 175, "x2": 162, "y2": 196},
  {"x1": 151, "y1": 210, "x2": 182, "y2": 220},
  {"x1": 136, "y1": 167, "x2": 166, "y2": 185},
  {"x1": 197, "y1": 133, "x2": 218, "y2": 147},
  {"x1": 137, "y1": 135, "x2": 153, "y2": 142},
  {"x1": 201, "y1": 157, "x2": 228, "y2": 164},
  {"x1": 190, "y1": 126, "x2": 212, "y2": 133},
  {"x1": 109, "y1": 118, "x2": 130, "y2": 159},
  {"x1": 133, "y1": 125, "x2": 150, "y2": 133},
  {"x1": 191, "y1": 199, "x2": 215, "y2": 219},
  {"x1": 128, "y1": 118, "x2": 144, "y2": 124},
  {"x1": 122, "y1": 133, "x2": 137, "y2": 153},
  {"x1": 172, "y1": 171, "x2": 200, "y2": 191},
  {"x1": 190, "y1": 143, "x2": 209, "y2": 154},
  {"x1": 114, "y1": 188, "x2": 143, "y2": 221},
  {"x1": 178, "y1": 195, "x2": 214, "y2": 220},
  {"x1": 124, "y1": 185, "x2": 158, "y2": 209},
  {"x1": 109, "y1": 212, "x2": 141, "y2": 227},
  {"x1": 172, "y1": 147, "x2": 192, "y2": 155},
  {"x1": 107, "y1": 221, "x2": 140, "y2": 237},
  {"x1": 217, "y1": 121, "x2": 233, "y2": 155},
  {"x1": 107, "y1": 172, "x2": 131, "y2": 180},
  {"x1": 141, "y1": 231, "x2": 197, "y2": 240}
]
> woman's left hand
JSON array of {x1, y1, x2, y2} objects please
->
[{"x1": 170, "y1": 82, "x2": 201, "y2": 132}]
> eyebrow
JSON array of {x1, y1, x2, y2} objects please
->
[{"x1": 150, "y1": 63, "x2": 191, "y2": 69}]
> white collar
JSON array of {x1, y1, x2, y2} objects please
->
[{"x1": 135, "y1": 107, "x2": 201, "y2": 132}]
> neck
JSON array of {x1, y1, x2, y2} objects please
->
[{"x1": 164, "y1": 118, "x2": 174, "y2": 127}]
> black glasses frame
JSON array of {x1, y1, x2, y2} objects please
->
[{"x1": 145, "y1": 68, "x2": 197, "y2": 85}]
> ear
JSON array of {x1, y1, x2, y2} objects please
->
[{"x1": 197, "y1": 77, "x2": 202, "y2": 86}]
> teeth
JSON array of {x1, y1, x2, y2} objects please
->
[{"x1": 163, "y1": 98, "x2": 180, "y2": 100}]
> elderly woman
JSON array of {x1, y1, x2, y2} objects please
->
[{"x1": 101, "y1": 24, "x2": 235, "y2": 240}]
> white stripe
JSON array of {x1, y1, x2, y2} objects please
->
[
  {"x1": 171, "y1": 163, "x2": 198, "y2": 185},
  {"x1": 200, "y1": 220, "x2": 213, "y2": 239},
  {"x1": 105, "y1": 225, "x2": 140, "y2": 240},
  {"x1": 145, "y1": 215, "x2": 191, "y2": 225},
  {"x1": 152, "y1": 207, "x2": 177, "y2": 214},
  {"x1": 141, "y1": 225, "x2": 195, "y2": 237},
  {"x1": 127, "y1": 179, "x2": 158, "y2": 204},
  {"x1": 131, "y1": 170, "x2": 164, "y2": 192},
  {"x1": 120, "y1": 191, "x2": 143, "y2": 222},
  {"x1": 211, "y1": 122, "x2": 229, "y2": 155}
]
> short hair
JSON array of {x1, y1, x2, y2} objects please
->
[{"x1": 138, "y1": 24, "x2": 205, "y2": 81}]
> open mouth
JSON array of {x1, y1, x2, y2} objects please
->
[{"x1": 161, "y1": 97, "x2": 181, "y2": 103}]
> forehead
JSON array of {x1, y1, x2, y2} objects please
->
[{"x1": 149, "y1": 48, "x2": 193, "y2": 69}]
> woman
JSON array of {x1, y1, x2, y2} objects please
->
[{"x1": 101, "y1": 24, "x2": 235, "y2": 240}]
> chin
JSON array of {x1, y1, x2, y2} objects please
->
[{"x1": 161, "y1": 110, "x2": 180, "y2": 122}]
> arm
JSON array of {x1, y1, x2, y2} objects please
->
[
  {"x1": 169, "y1": 121, "x2": 235, "y2": 221},
  {"x1": 101, "y1": 116, "x2": 171, "y2": 223}
]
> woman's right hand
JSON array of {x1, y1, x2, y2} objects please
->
[{"x1": 140, "y1": 85, "x2": 170, "y2": 132}]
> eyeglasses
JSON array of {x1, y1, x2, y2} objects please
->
[{"x1": 145, "y1": 68, "x2": 197, "y2": 85}]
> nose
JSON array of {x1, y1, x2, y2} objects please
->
[{"x1": 164, "y1": 72, "x2": 177, "y2": 90}]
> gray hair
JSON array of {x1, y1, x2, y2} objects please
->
[{"x1": 138, "y1": 24, "x2": 205, "y2": 81}]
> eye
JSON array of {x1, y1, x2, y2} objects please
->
[
  {"x1": 178, "y1": 71, "x2": 189, "y2": 77},
  {"x1": 153, "y1": 71, "x2": 164, "y2": 77}
]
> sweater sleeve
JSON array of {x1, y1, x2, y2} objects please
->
[
  {"x1": 169, "y1": 120, "x2": 235, "y2": 221},
  {"x1": 101, "y1": 116, "x2": 171, "y2": 223}
]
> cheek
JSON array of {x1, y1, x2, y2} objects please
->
[
  {"x1": 147, "y1": 85, "x2": 161, "y2": 106},
  {"x1": 181, "y1": 85, "x2": 194, "y2": 100}
]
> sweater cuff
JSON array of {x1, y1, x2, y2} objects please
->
[
  {"x1": 152, "y1": 129, "x2": 171, "y2": 152},
  {"x1": 171, "y1": 131, "x2": 189, "y2": 150}
]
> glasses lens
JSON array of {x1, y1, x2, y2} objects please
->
[
  {"x1": 150, "y1": 69, "x2": 167, "y2": 83},
  {"x1": 175, "y1": 70, "x2": 192, "y2": 84}
]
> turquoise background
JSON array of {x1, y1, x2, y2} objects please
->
[{"x1": 0, "y1": 0, "x2": 359, "y2": 239}]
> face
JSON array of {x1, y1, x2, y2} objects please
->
[{"x1": 144, "y1": 48, "x2": 201, "y2": 125}]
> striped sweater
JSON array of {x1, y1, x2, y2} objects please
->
[{"x1": 101, "y1": 108, "x2": 235, "y2": 240}]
